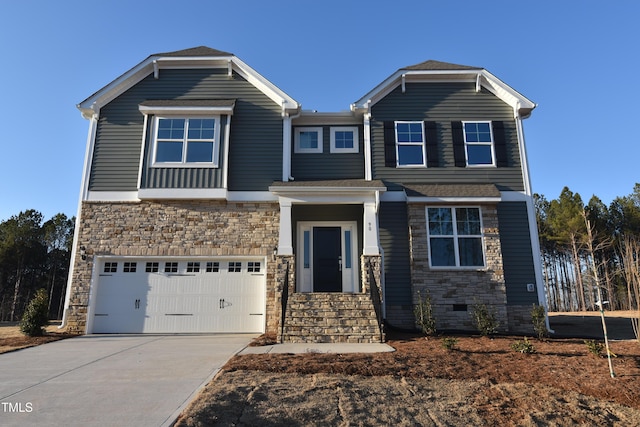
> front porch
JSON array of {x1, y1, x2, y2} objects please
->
[
  {"x1": 269, "y1": 180, "x2": 387, "y2": 344},
  {"x1": 276, "y1": 254, "x2": 384, "y2": 343}
]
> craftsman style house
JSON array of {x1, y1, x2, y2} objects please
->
[{"x1": 62, "y1": 46, "x2": 545, "y2": 342}]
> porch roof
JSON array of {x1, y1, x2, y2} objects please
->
[
  {"x1": 403, "y1": 183, "x2": 501, "y2": 202},
  {"x1": 269, "y1": 179, "x2": 387, "y2": 193}
]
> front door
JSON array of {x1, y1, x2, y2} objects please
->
[
  {"x1": 297, "y1": 221, "x2": 358, "y2": 293},
  {"x1": 312, "y1": 227, "x2": 342, "y2": 292}
]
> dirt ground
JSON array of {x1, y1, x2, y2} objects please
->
[
  {"x1": 177, "y1": 312, "x2": 640, "y2": 427},
  {"x1": 0, "y1": 322, "x2": 74, "y2": 354}
]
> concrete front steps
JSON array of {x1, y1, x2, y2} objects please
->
[{"x1": 280, "y1": 292, "x2": 384, "y2": 344}]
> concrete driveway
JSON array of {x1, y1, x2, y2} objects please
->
[{"x1": 0, "y1": 334, "x2": 255, "y2": 427}]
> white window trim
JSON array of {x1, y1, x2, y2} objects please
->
[
  {"x1": 462, "y1": 120, "x2": 496, "y2": 168},
  {"x1": 426, "y1": 206, "x2": 486, "y2": 269},
  {"x1": 294, "y1": 127, "x2": 323, "y2": 153},
  {"x1": 151, "y1": 116, "x2": 221, "y2": 168},
  {"x1": 330, "y1": 126, "x2": 359, "y2": 153},
  {"x1": 395, "y1": 121, "x2": 426, "y2": 167}
]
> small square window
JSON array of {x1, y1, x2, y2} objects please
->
[
  {"x1": 145, "y1": 262, "x2": 159, "y2": 273},
  {"x1": 228, "y1": 262, "x2": 242, "y2": 273},
  {"x1": 123, "y1": 262, "x2": 137, "y2": 273},
  {"x1": 164, "y1": 262, "x2": 178, "y2": 273},
  {"x1": 330, "y1": 127, "x2": 359, "y2": 153},
  {"x1": 187, "y1": 262, "x2": 200, "y2": 273},
  {"x1": 154, "y1": 117, "x2": 218, "y2": 166},
  {"x1": 104, "y1": 262, "x2": 118, "y2": 273},
  {"x1": 206, "y1": 262, "x2": 220, "y2": 272},
  {"x1": 294, "y1": 127, "x2": 323, "y2": 153},
  {"x1": 248, "y1": 262, "x2": 261, "y2": 272}
]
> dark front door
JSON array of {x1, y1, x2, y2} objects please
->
[{"x1": 313, "y1": 227, "x2": 342, "y2": 292}]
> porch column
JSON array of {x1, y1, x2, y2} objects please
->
[
  {"x1": 363, "y1": 201, "x2": 380, "y2": 255},
  {"x1": 277, "y1": 197, "x2": 294, "y2": 255}
]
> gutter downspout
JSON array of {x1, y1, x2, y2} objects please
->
[
  {"x1": 60, "y1": 111, "x2": 99, "y2": 330},
  {"x1": 282, "y1": 107, "x2": 301, "y2": 182},
  {"x1": 363, "y1": 101, "x2": 372, "y2": 181},
  {"x1": 516, "y1": 114, "x2": 553, "y2": 333}
]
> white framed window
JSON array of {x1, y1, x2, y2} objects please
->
[
  {"x1": 395, "y1": 121, "x2": 426, "y2": 167},
  {"x1": 426, "y1": 207, "x2": 485, "y2": 268},
  {"x1": 294, "y1": 127, "x2": 323, "y2": 153},
  {"x1": 330, "y1": 127, "x2": 359, "y2": 153},
  {"x1": 152, "y1": 116, "x2": 219, "y2": 167},
  {"x1": 463, "y1": 121, "x2": 495, "y2": 166}
]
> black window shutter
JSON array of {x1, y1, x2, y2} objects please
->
[
  {"x1": 383, "y1": 121, "x2": 396, "y2": 167},
  {"x1": 425, "y1": 121, "x2": 439, "y2": 167},
  {"x1": 451, "y1": 121, "x2": 466, "y2": 167},
  {"x1": 492, "y1": 121, "x2": 508, "y2": 167}
]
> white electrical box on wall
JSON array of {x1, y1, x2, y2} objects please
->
[{"x1": 526, "y1": 283, "x2": 535, "y2": 292}]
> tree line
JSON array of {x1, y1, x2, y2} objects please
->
[
  {"x1": 536, "y1": 184, "x2": 640, "y2": 315},
  {"x1": 0, "y1": 210, "x2": 74, "y2": 321}
]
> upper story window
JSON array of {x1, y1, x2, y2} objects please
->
[
  {"x1": 294, "y1": 127, "x2": 323, "y2": 153},
  {"x1": 330, "y1": 127, "x2": 359, "y2": 153},
  {"x1": 153, "y1": 117, "x2": 219, "y2": 167},
  {"x1": 427, "y1": 207, "x2": 485, "y2": 268},
  {"x1": 395, "y1": 121, "x2": 426, "y2": 167},
  {"x1": 463, "y1": 121, "x2": 495, "y2": 166}
]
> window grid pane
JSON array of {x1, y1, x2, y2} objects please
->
[{"x1": 427, "y1": 207, "x2": 484, "y2": 267}]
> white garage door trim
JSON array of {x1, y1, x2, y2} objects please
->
[{"x1": 86, "y1": 256, "x2": 266, "y2": 334}]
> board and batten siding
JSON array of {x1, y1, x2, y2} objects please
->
[
  {"x1": 291, "y1": 125, "x2": 365, "y2": 181},
  {"x1": 370, "y1": 82, "x2": 525, "y2": 192},
  {"x1": 378, "y1": 202, "x2": 412, "y2": 307},
  {"x1": 88, "y1": 69, "x2": 284, "y2": 192},
  {"x1": 140, "y1": 115, "x2": 227, "y2": 189},
  {"x1": 497, "y1": 201, "x2": 539, "y2": 306}
]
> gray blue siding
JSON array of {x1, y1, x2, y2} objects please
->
[
  {"x1": 497, "y1": 201, "x2": 539, "y2": 305},
  {"x1": 371, "y1": 82, "x2": 524, "y2": 192},
  {"x1": 379, "y1": 202, "x2": 412, "y2": 306},
  {"x1": 89, "y1": 69, "x2": 283, "y2": 192},
  {"x1": 291, "y1": 125, "x2": 364, "y2": 180}
]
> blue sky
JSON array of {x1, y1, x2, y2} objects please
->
[{"x1": 1, "y1": 0, "x2": 638, "y2": 222}]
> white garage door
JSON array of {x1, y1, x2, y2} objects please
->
[{"x1": 90, "y1": 258, "x2": 265, "y2": 334}]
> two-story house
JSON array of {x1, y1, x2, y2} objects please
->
[{"x1": 62, "y1": 46, "x2": 545, "y2": 342}]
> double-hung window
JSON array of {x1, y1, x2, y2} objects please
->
[
  {"x1": 463, "y1": 121, "x2": 494, "y2": 166},
  {"x1": 294, "y1": 127, "x2": 323, "y2": 153},
  {"x1": 153, "y1": 117, "x2": 218, "y2": 166},
  {"x1": 427, "y1": 207, "x2": 485, "y2": 268},
  {"x1": 395, "y1": 121, "x2": 426, "y2": 166}
]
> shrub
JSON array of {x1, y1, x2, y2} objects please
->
[
  {"x1": 471, "y1": 302, "x2": 499, "y2": 336},
  {"x1": 511, "y1": 337, "x2": 536, "y2": 354},
  {"x1": 20, "y1": 289, "x2": 49, "y2": 337},
  {"x1": 414, "y1": 290, "x2": 436, "y2": 336},
  {"x1": 441, "y1": 337, "x2": 458, "y2": 351},
  {"x1": 531, "y1": 304, "x2": 548, "y2": 340},
  {"x1": 584, "y1": 339, "x2": 604, "y2": 357}
]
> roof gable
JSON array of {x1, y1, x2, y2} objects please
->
[
  {"x1": 353, "y1": 61, "x2": 536, "y2": 118},
  {"x1": 78, "y1": 46, "x2": 299, "y2": 119}
]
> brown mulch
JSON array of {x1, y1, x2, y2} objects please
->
[
  {"x1": 0, "y1": 323, "x2": 75, "y2": 354},
  {"x1": 226, "y1": 331, "x2": 640, "y2": 410}
]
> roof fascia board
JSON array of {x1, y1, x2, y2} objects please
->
[
  {"x1": 230, "y1": 56, "x2": 299, "y2": 114},
  {"x1": 269, "y1": 185, "x2": 386, "y2": 194}
]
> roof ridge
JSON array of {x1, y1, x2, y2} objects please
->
[
  {"x1": 151, "y1": 46, "x2": 233, "y2": 57},
  {"x1": 402, "y1": 59, "x2": 481, "y2": 71}
]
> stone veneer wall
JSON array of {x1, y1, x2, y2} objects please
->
[
  {"x1": 65, "y1": 200, "x2": 280, "y2": 334},
  {"x1": 408, "y1": 203, "x2": 509, "y2": 332}
]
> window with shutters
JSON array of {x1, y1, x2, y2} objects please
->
[
  {"x1": 463, "y1": 121, "x2": 495, "y2": 166},
  {"x1": 395, "y1": 121, "x2": 426, "y2": 167}
]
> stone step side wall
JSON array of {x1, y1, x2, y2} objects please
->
[{"x1": 280, "y1": 293, "x2": 384, "y2": 343}]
